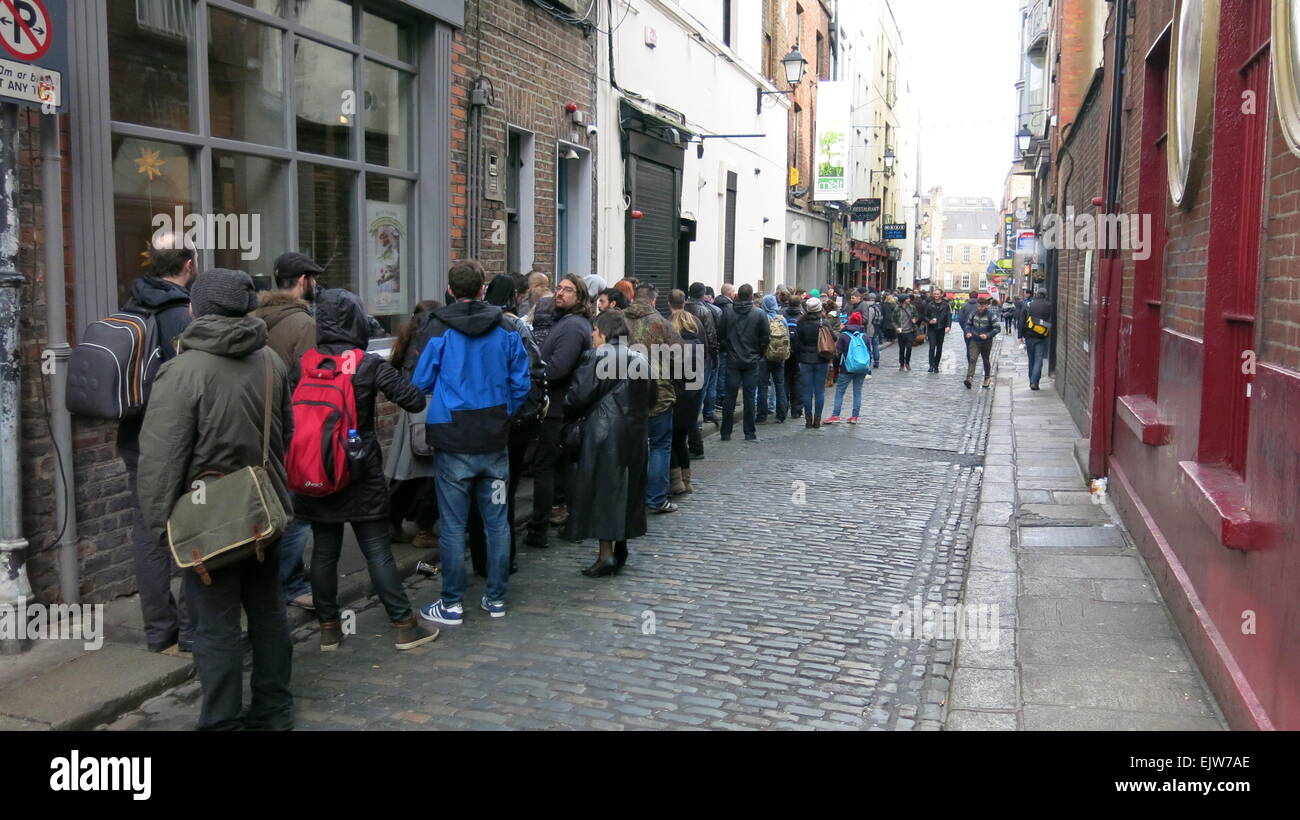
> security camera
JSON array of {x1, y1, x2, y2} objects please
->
[{"x1": 586, "y1": 123, "x2": 599, "y2": 137}]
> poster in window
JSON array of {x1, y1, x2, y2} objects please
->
[{"x1": 365, "y1": 201, "x2": 406, "y2": 315}]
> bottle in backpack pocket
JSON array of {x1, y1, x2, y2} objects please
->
[{"x1": 286, "y1": 349, "x2": 363, "y2": 497}]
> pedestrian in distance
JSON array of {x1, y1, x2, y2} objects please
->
[
  {"x1": 794, "y1": 296, "x2": 834, "y2": 428},
  {"x1": 895, "y1": 293, "x2": 920, "y2": 371},
  {"x1": 564, "y1": 310, "x2": 654, "y2": 577},
  {"x1": 1022, "y1": 289, "x2": 1054, "y2": 390},
  {"x1": 963, "y1": 296, "x2": 1000, "y2": 390},
  {"x1": 922, "y1": 289, "x2": 952, "y2": 373},
  {"x1": 668, "y1": 292, "x2": 705, "y2": 496},
  {"x1": 716, "y1": 282, "x2": 770, "y2": 442},
  {"x1": 625, "y1": 282, "x2": 683, "y2": 514},
  {"x1": 137, "y1": 268, "x2": 294, "y2": 730},
  {"x1": 756, "y1": 293, "x2": 790, "y2": 424}
]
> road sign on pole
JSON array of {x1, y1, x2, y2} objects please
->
[{"x1": 0, "y1": 0, "x2": 66, "y2": 112}]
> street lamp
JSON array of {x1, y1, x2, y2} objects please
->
[
  {"x1": 1017, "y1": 125, "x2": 1033, "y2": 153},
  {"x1": 883, "y1": 147, "x2": 895, "y2": 173},
  {"x1": 757, "y1": 46, "x2": 808, "y2": 113}
]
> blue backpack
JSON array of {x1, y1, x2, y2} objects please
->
[{"x1": 844, "y1": 330, "x2": 872, "y2": 374}]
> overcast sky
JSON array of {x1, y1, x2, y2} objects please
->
[{"x1": 892, "y1": 0, "x2": 1021, "y2": 203}]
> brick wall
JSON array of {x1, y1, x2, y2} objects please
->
[
  {"x1": 449, "y1": 0, "x2": 597, "y2": 278},
  {"x1": 787, "y1": 0, "x2": 830, "y2": 209},
  {"x1": 1261, "y1": 112, "x2": 1300, "y2": 371}
]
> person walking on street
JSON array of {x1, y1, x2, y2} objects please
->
[
  {"x1": 292, "y1": 289, "x2": 437, "y2": 652},
  {"x1": 1022, "y1": 289, "x2": 1054, "y2": 390},
  {"x1": 956, "y1": 290, "x2": 980, "y2": 360},
  {"x1": 119, "y1": 235, "x2": 196, "y2": 656},
  {"x1": 825, "y1": 311, "x2": 871, "y2": 424},
  {"x1": 922, "y1": 289, "x2": 952, "y2": 373},
  {"x1": 137, "y1": 268, "x2": 293, "y2": 730},
  {"x1": 564, "y1": 311, "x2": 654, "y2": 577},
  {"x1": 414, "y1": 262, "x2": 532, "y2": 625},
  {"x1": 794, "y1": 296, "x2": 833, "y2": 428},
  {"x1": 252, "y1": 252, "x2": 322, "y2": 610},
  {"x1": 716, "y1": 283, "x2": 770, "y2": 441},
  {"x1": 895, "y1": 294, "x2": 920, "y2": 371},
  {"x1": 963, "y1": 296, "x2": 1000, "y2": 389},
  {"x1": 625, "y1": 282, "x2": 682, "y2": 514}
]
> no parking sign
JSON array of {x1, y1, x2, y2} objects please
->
[{"x1": 0, "y1": 0, "x2": 67, "y2": 112}]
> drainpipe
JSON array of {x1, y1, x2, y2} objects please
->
[
  {"x1": 41, "y1": 113, "x2": 78, "y2": 603},
  {"x1": 0, "y1": 102, "x2": 32, "y2": 653}
]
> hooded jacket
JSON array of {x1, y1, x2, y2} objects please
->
[
  {"x1": 137, "y1": 314, "x2": 293, "y2": 538},
  {"x1": 795, "y1": 309, "x2": 834, "y2": 365},
  {"x1": 685, "y1": 297, "x2": 720, "y2": 362},
  {"x1": 294, "y1": 289, "x2": 425, "y2": 523},
  {"x1": 539, "y1": 308, "x2": 592, "y2": 419},
  {"x1": 413, "y1": 299, "x2": 531, "y2": 454},
  {"x1": 625, "y1": 300, "x2": 682, "y2": 416},
  {"x1": 835, "y1": 321, "x2": 868, "y2": 370},
  {"x1": 964, "y1": 307, "x2": 1001, "y2": 342},
  {"x1": 921, "y1": 296, "x2": 952, "y2": 330},
  {"x1": 117, "y1": 276, "x2": 193, "y2": 455},
  {"x1": 252, "y1": 290, "x2": 315, "y2": 382},
  {"x1": 717, "y1": 298, "x2": 769, "y2": 367}
]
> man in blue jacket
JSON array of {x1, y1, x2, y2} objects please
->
[{"x1": 413, "y1": 260, "x2": 531, "y2": 625}]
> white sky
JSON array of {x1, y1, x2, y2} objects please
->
[{"x1": 891, "y1": 0, "x2": 1022, "y2": 203}]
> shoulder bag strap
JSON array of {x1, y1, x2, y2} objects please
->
[{"x1": 261, "y1": 348, "x2": 274, "y2": 469}]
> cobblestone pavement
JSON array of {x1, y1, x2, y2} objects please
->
[{"x1": 117, "y1": 332, "x2": 996, "y2": 731}]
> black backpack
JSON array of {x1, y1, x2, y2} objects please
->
[{"x1": 67, "y1": 309, "x2": 164, "y2": 419}]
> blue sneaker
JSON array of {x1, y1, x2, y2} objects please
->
[
  {"x1": 419, "y1": 599, "x2": 463, "y2": 626},
  {"x1": 480, "y1": 596, "x2": 506, "y2": 618}
]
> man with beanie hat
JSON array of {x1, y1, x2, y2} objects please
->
[
  {"x1": 253, "y1": 252, "x2": 322, "y2": 610},
  {"x1": 138, "y1": 268, "x2": 295, "y2": 730}
]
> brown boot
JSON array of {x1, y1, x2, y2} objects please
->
[
  {"x1": 394, "y1": 617, "x2": 439, "y2": 651},
  {"x1": 319, "y1": 621, "x2": 343, "y2": 652},
  {"x1": 805, "y1": 414, "x2": 815, "y2": 429},
  {"x1": 680, "y1": 469, "x2": 693, "y2": 494},
  {"x1": 813, "y1": 415, "x2": 822, "y2": 429},
  {"x1": 669, "y1": 467, "x2": 687, "y2": 496}
]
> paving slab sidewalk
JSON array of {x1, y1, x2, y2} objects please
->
[{"x1": 944, "y1": 338, "x2": 1226, "y2": 731}]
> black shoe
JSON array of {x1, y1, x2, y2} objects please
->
[
  {"x1": 689, "y1": 450, "x2": 705, "y2": 459},
  {"x1": 720, "y1": 434, "x2": 732, "y2": 441},
  {"x1": 582, "y1": 556, "x2": 619, "y2": 577},
  {"x1": 964, "y1": 378, "x2": 972, "y2": 389},
  {"x1": 744, "y1": 435, "x2": 758, "y2": 442},
  {"x1": 613, "y1": 541, "x2": 628, "y2": 568},
  {"x1": 523, "y1": 528, "x2": 549, "y2": 549},
  {"x1": 755, "y1": 417, "x2": 768, "y2": 424},
  {"x1": 1030, "y1": 383, "x2": 1040, "y2": 391}
]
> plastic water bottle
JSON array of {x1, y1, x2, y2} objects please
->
[{"x1": 345, "y1": 428, "x2": 364, "y2": 463}]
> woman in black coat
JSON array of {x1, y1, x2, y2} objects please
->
[
  {"x1": 563, "y1": 310, "x2": 655, "y2": 577},
  {"x1": 291, "y1": 289, "x2": 435, "y2": 651}
]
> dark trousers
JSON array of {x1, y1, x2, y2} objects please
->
[
  {"x1": 310, "y1": 519, "x2": 412, "y2": 623},
  {"x1": 122, "y1": 450, "x2": 192, "y2": 651},
  {"x1": 757, "y1": 357, "x2": 788, "y2": 421},
  {"x1": 673, "y1": 390, "x2": 704, "y2": 470},
  {"x1": 966, "y1": 339, "x2": 993, "y2": 381},
  {"x1": 389, "y1": 477, "x2": 437, "y2": 532},
  {"x1": 720, "y1": 362, "x2": 760, "y2": 438},
  {"x1": 898, "y1": 333, "x2": 914, "y2": 366},
  {"x1": 528, "y1": 417, "x2": 566, "y2": 531},
  {"x1": 183, "y1": 548, "x2": 292, "y2": 731},
  {"x1": 927, "y1": 326, "x2": 946, "y2": 370},
  {"x1": 785, "y1": 356, "x2": 804, "y2": 416}
]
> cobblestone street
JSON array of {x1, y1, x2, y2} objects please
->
[{"x1": 119, "y1": 337, "x2": 995, "y2": 731}]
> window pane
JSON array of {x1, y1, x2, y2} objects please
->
[
  {"x1": 363, "y1": 177, "x2": 413, "y2": 334},
  {"x1": 298, "y1": 0, "x2": 353, "y2": 43},
  {"x1": 295, "y1": 38, "x2": 354, "y2": 158},
  {"x1": 212, "y1": 152, "x2": 289, "y2": 288},
  {"x1": 112, "y1": 136, "x2": 196, "y2": 305},
  {"x1": 231, "y1": 0, "x2": 288, "y2": 15},
  {"x1": 363, "y1": 10, "x2": 411, "y2": 62},
  {"x1": 108, "y1": 0, "x2": 194, "y2": 131},
  {"x1": 298, "y1": 163, "x2": 355, "y2": 294},
  {"x1": 364, "y1": 61, "x2": 412, "y2": 169},
  {"x1": 209, "y1": 8, "x2": 285, "y2": 146}
]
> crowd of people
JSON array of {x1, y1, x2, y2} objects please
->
[{"x1": 114, "y1": 235, "x2": 1052, "y2": 729}]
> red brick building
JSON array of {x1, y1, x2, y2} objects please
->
[{"x1": 1041, "y1": 0, "x2": 1300, "y2": 729}]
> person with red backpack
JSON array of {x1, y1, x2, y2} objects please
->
[{"x1": 288, "y1": 288, "x2": 437, "y2": 653}]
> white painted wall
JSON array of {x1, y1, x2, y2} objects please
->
[{"x1": 595, "y1": 0, "x2": 790, "y2": 293}]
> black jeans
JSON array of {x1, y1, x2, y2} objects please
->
[
  {"x1": 183, "y1": 547, "x2": 292, "y2": 731},
  {"x1": 784, "y1": 356, "x2": 803, "y2": 416},
  {"x1": 927, "y1": 326, "x2": 946, "y2": 370},
  {"x1": 310, "y1": 519, "x2": 412, "y2": 623},
  {"x1": 528, "y1": 417, "x2": 566, "y2": 532},
  {"x1": 898, "y1": 333, "x2": 914, "y2": 367},
  {"x1": 389, "y1": 477, "x2": 437, "y2": 531},
  {"x1": 720, "y1": 362, "x2": 760, "y2": 438},
  {"x1": 122, "y1": 449, "x2": 193, "y2": 651},
  {"x1": 672, "y1": 390, "x2": 704, "y2": 470},
  {"x1": 756, "y1": 358, "x2": 788, "y2": 421}
]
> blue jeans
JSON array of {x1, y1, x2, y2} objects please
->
[
  {"x1": 799, "y1": 362, "x2": 829, "y2": 419},
  {"x1": 757, "y1": 358, "x2": 788, "y2": 420},
  {"x1": 277, "y1": 517, "x2": 312, "y2": 600},
  {"x1": 1025, "y1": 335, "x2": 1048, "y2": 386},
  {"x1": 869, "y1": 331, "x2": 882, "y2": 367},
  {"x1": 646, "y1": 410, "x2": 673, "y2": 508},
  {"x1": 433, "y1": 449, "x2": 511, "y2": 606},
  {"x1": 702, "y1": 358, "x2": 722, "y2": 421},
  {"x1": 721, "y1": 362, "x2": 759, "y2": 438},
  {"x1": 833, "y1": 370, "x2": 867, "y2": 417}
]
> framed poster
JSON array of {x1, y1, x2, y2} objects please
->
[{"x1": 365, "y1": 201, "x2": 407, "y2": 316}]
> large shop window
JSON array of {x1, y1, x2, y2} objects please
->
[{"x1": 107, "y1": 0, "x2": 420, "y2": 336}]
